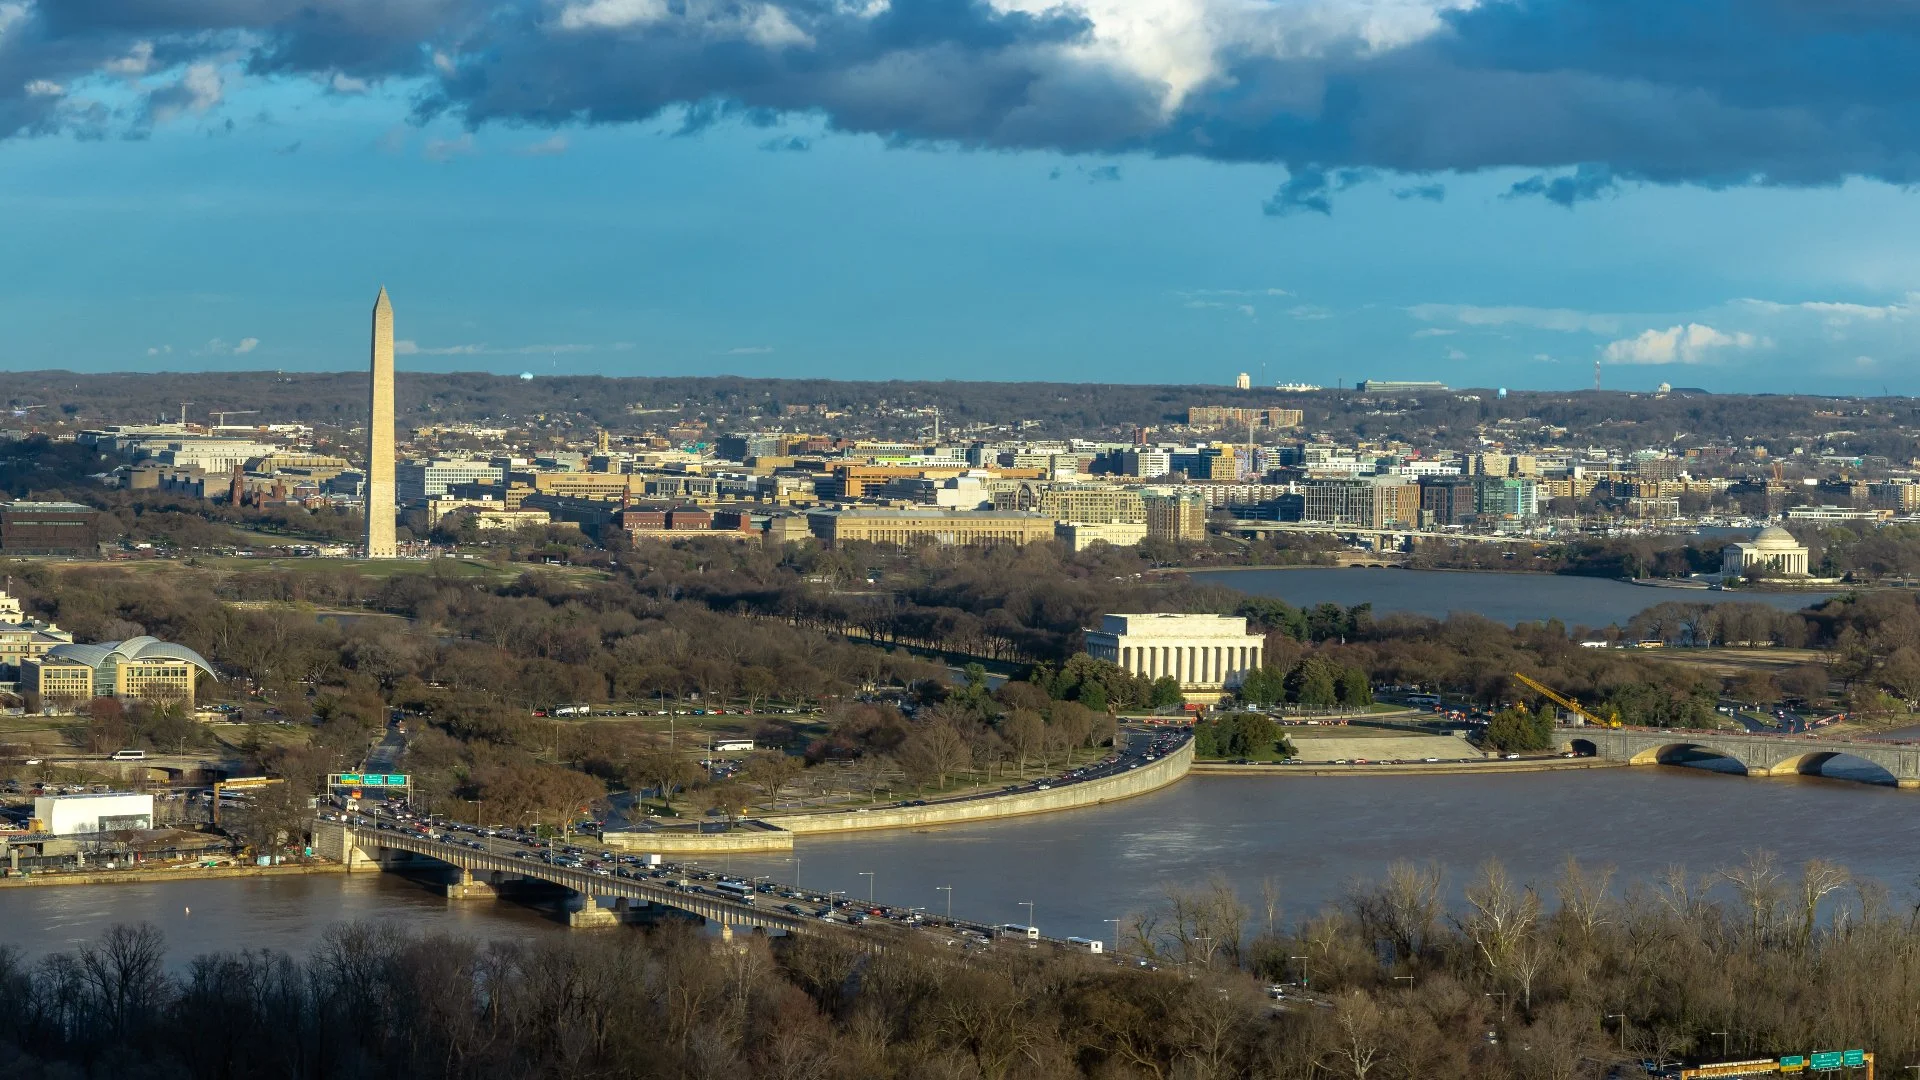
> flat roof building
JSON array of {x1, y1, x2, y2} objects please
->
[
  {"x1": 807, "y1": 508, "x2": 1055, "y2": 548},
  {"x1": 0, "y1": 501, "x2": 103, "y2": 556},
  {"x1": 1084, "y1": 614, "x2": 1264, "y2": 695}
]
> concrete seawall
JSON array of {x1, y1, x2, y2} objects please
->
[
  {"x1": 761, "y1": 740, "x2": 1194, "y2": 835},
  {"x1": 602, "y1": 829, "x2": 794, "y2": 854},
  {"x1": 1191, "y1": 757, "x2": 1624, "y2": 778}
]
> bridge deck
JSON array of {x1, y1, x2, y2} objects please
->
[{"x1": 317, "y1": 822, "x2": 815, "y2": 932}]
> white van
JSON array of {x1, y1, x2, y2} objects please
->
[{"x1": 110, "y1": 749, "x2": 146, "y2": 761}]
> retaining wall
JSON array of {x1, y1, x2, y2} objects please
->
[
  {"x1": 760, "y1": 740, "x2": 1194, "y2": 835},
  {"x1": 600, "y1": 829, "x2": 794, "y2": 854}
]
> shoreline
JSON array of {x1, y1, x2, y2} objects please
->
[
  {"x1": 1174, "y1": 564, "x2": 1850, "y2": 594},
  {"x1": 0, "y1": 862, "x2": 348, "y2": 889},
  {"x1": 1191, "y1": 758, "x2": 1626, "y2": 777}
]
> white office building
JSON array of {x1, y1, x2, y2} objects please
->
[
  {"x1": 1084, "y1": 613, "x2": 1264, "y2": 693},
  {"x1": 397, "y1": 458, "x2": 506, "y2": 505}
]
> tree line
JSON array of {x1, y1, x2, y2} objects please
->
[{"x1": 14, "y1": 846, "x2": 1918, "y2": 1079}]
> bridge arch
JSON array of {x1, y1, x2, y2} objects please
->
[
  {"x1": 1755, "y1": 750, "x2": 1897, "y2": 785},
  {"x1": 1565, "y1": 738, "x2": 1598, "y2": 758},
  {"x1": 1626, "y1": 742, "x2": 1749, "y2": 772}
]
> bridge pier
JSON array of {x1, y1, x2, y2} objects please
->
[
  {"x1": 568, "y1": 894, "x2": 619, "y2": 929},
  {"x1": 444, "y1": 868, "x2": 499, "y2": 900}
]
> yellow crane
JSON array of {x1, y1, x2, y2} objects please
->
[
  {"x1": 212, "y1": 776, "x2": 284, "y2": 826},
  {"x1": 1511, "y1": 672, "x2": 1620, "y2": 728}
]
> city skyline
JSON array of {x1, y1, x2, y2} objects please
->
[{"x1": 2, "y1": 4, "x2": 1919, "y2": 392}]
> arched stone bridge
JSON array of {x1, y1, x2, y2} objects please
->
[
  {"x1": 311, "y1": 820, "x2": 818, "y2": 932},
  {"x1": 1567, "y1": 728, "x2": 1920, "y2": 788}
]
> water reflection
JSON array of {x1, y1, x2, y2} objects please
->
[{"x1": 4, "y1": 767, "x2": 1915, "y2": 961}]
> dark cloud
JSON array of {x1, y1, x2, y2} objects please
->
[
  {"x1": 1505, "y1": 165, "x2": 1618, "y2": 207},
  {"x1": 10, "y1": 0, "x2": 1920, "y2": 209},
  {"x1": 759, "y1": 135, "x2": 811, "y2": 152},
  {"x1": 1262, "y1": 167, "x2": 1369, "y2": 216},
  {"x1": 1392, "y1": 183, "x2": 1445, "y2": 202}
]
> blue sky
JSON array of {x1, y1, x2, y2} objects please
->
[{"x1": 3, "y1": 1, "x2": 1920, "y2": 392}]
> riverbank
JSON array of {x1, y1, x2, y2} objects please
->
[
  {"x1": 0, "y1": 861, "x2": 348, "y2": 889},
  {"x1": 761, "y1": 741, "x2": 1193, "y2": 835},
  {"x1": 1191, "y1": 757, "x2": 1625, "y2": 777}
]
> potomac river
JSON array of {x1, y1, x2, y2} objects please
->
[
  {"x1": 3, "y1": 765, "x2": 1913, "y2": 961},
  {"x1": 1189, "y1": 567, "x2": 1835, "y2": 627}
]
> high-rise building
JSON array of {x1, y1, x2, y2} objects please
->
[
  {"x1": 1300, "y1": 476, "x2": 1419, "y2": 528},
  {"x1": 1234, "y1": 372, "x2": 1252, "y2": 390},
  {"x1": 1144, "y1": 491, "x2": 1208, "y2": 542},
  {"x1": 365, "y1": 288, "x2": 398, "y2": 558}
]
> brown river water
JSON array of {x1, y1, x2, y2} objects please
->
[{"x1": 4, "y1": 762, "x2": 1913, "y2": 961}]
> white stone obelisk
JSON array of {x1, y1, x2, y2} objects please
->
[{"x1": 365, "y1": 287, "x2": 398, "y2": 558}]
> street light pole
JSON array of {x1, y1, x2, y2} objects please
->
[
  {"x1": 1020, "y1": 900, "x2": 1035, "y2": 930},
  {"x1": 1104, "y1": 918, "x2": 1122, "y2": 953},
  {"x1": 1606, "y1": 1015, "x2": 1626, "y2": 1054},
  {"x1": 859, "y1": 871, "x2": 875, "y2": 905},
  {"x1": 1711, "y1": 1032, "x2": 1730, "y2": 1060},
  {"x1": 1289, "y1": 955, "x2": 1309, "y2": 988},
  {"x1": 936, "y1": 885, "x2": 952, "y2": 921}
]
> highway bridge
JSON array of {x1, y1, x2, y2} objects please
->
[
  {"x1": 1568, "y1": 727, "x2": 1920, "y2": 788},
  {"x1": 311, "y1": 820, "x2": 815, "y2": 932}
]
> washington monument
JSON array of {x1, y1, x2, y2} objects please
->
[{"x1": 365, "y1": 287, "x2": 397, "y2": 558}]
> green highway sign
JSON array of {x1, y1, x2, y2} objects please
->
[
  {"x1": 1842, "y1": 1050, "x2": 1865, "y2": 1068},
  {"x1": 1780, "y1": 1057, "x2": 1805, "y2": 1071},
  {"x1": 330, "y1": 773, "x2": 408, "y2": 788},
  {"x1": 1810, "y1": 1052, "x2": 1843, "y2": 1071}
]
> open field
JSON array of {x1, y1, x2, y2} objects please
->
[
  {"x1": 1648, "y1": 646, "x2": 1828, "y2": 675},
  {"x1": 1286, "y1": 731, "x2": 1480, "y2": 762}
]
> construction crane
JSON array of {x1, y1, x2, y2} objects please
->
[
  {"x1": 177, "y1": 402, "x2": 194, "y2": 426},
  {"x1": 211, "y1": 776, "x2": 284, "y2": 826},
  {"x1": 211, "y1": 409, "x2": 258, "y2": 427},
  {"x1": 1511, "y1": 672, "x2": 1620, "y2": 728}
]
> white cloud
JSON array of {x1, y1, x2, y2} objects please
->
[
  {"x1": 147, "y1": 62, "x2": 225, "y2": 124},
  {"x1": 1411, "y1": 327, "x2": 1456, "y2": 338},
  {"x1": 1407, "y1": 303, "x2": 1622, "y2": 334},
  {"x1": 1184, "y1": 300, "x2": 1255, "y2": 317},
  {"x1": 395, "y1": 340, "x2": 485, "y2": 356},
  {"x1": 1737, "y1": 293, "x2": 1918, "y2": 325},
  {"x1": 423, "y1": 133, "x2": 476, "y2": 162},
  {"x1": 103, "y1": 41, "x2": 155, "y2": 77},
  {"x1": 555, "y1": 0, "x2": 811, "y2": 45},
  {"x1": 724, "y1": 345, "x2": 775, "y2": 355},
  {"x1": 1444, "y1": 346, "x2": 1467, "y2": 361},
  {"x1": 23, "y1": 79, "x2": 62, "y2": 97},
  {"x1": 556, "y1": 0, "x2": 669, "y2": 29},
  {"x1": 234, "y1": 337, "x2": 259, "y2": 354},
  {"x1": 1601, "y1": 323, "x2": 1763, "y2": 365},
  {"x1": 396, "y1": 340, "x2": 621, "y2": 356},
  {"x1": 146, "y1": 345, "x2": 172, "y2": 356},
  {"x1": 0, "y1": 3, "x2": 28, "y2": 41},
  {"x1": 328, "y1": 72, "x2": 370, "y2": 94},
  {"x1": 513, "y1": 134, "x2": 570, "y2": 156}
]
